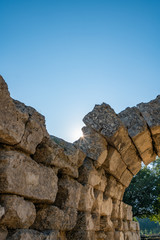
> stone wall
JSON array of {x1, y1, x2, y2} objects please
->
[{"x1": 0, "y1": 76, "x2": 159, "y2": 240}]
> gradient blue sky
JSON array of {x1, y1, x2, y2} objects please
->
[{"x1": 1, "y1": 0, "x2": 160, "y2": 142}]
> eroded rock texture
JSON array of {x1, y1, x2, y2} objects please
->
[{"x1": 0, "y1": 75, "x2": 159, "y2": 239}]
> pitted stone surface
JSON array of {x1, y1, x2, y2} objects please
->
[
  {"x1": 0, "y1": 150, "x2": 58, "y2": 203},
  {"x1": 74, "y1": 126, "x2": 108, "y2": 168},
  {"x1": 137, "y1": 95, "x2": 160, "y2": 156},
  {"x1": 119, "y1": 106, "x2": 156, "y2": 164}
]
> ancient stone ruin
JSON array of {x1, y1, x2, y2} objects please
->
[{"x1": 0, "y1": 75, "x2": 159, "y2": 240}]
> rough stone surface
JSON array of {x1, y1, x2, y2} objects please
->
[
  {"x1": 102, "y1": 146, "x2": 127, "y2": 179},
  {"x1": 83, "y1": 103, "x2": 142, "y2": 175},
  {"x1": 74, "y1": 126, "x2": 108, "y2": 168},
  {"x1": 6, "y1": 229, "x2": 61, "y2": 240},
  {"x1": 137, "y1": 95, "x2": 160, "y2": 156},
  {"x1": 0, "y1": 76, "x2": 28, "y2": 145},
  {"x1": 78, "y1": 184, "x2": 95, "y2": 212},
  {"x1": 0, "y1": 195, "x2": 36, "y2": 229},
  {"x1": 34, "y1": 136, "x2": 85, "y2": 178},
  {"x1": 54, "y1": 176, "x2": 82, "y2": 209},
  {"x1": 0, "y1": 150, "x2": 58, "y2": 203},
  {"x1": 119, "y1": 107, "x2": 156, "y2": 165}
]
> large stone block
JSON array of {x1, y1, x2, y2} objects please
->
[
  {"x1": 104, "y1": 175, "x2": 125, "y2": 200},
  {"x1": 119, "y1": 202, "x2": 133, "y2": 221},
  {"x1": 13, "y1": 100, "x2": 49, "y2": 154},
  {"x1": 92, "y1": 189, "x2": 103, "y2": 214},
  {"x1": 66, "y1": 230, "x2": 96, "y2": 240},
  {"x1": 101, "y1": 197, "x2": 113, "y2": 216},
  {"x1": 83, "y1": 103, "x2": 142, "y2": 174},
  {"x1": 78, "y1": 184, "x2": 95, "y2": 212},
  {"x1": 0, "y1": 76, "x2": 28, "y2": 145},
  {"x1": 54, "y1": 176, "x2": 82, "y2": 209},
  {"x1": 74, "y1": 126, "x2": 108, "y2": 168},
  {"x1": 100, "y1": 216, "x2": 113, "y2": 231},
  {"x1": 102, "y1": 146, "x2": 127, "y2": 180},
  {"x1": 33, "y1": 205, "x2": 77, "y2": 231},
  {"x1": 0, "y1": 150, "x2": 58, "y2": 203},
  {"x1": 33, "y1": 136, "x2": 85, "y2": 178},
  {"x1": 78, "y1": 158, "x2": 101, "y2": 187},
  {"x1": 119, "y1": 168, "x2": 133, "y2": 187},
  {"x1": 115, "y1": 231, "x2": 125, "y2": 240},
  {"x1": 33, "y1": 205, "x2": 64, "y2": 230},
  {"x1": 7, "y1": 229, "x2": 60, "y2": 240},
  {"x1": 96, "y1": 231, "x2": 114, "y2": 240},
  {"x1": 0, "y1": 195, "x2": 36, "y2": 229},
  {"x1": 119, "y1": 107, "x2": 156, "y2": 165},
  {"x1": 137, "y1": 95, "x2": 160, "y2": 157}
]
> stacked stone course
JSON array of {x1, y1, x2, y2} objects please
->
[{"x1": 0, "y1": 76, "x2": 159, "y2": 239}]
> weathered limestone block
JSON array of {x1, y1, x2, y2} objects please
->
[
  {"x1": 51, "y1": 135, "x2": 85, "y2": 167},
  {"x1": 137, "y1": 95, "x2": 160, "y2": 156},
  {"x1": 74, "y1": 126, "x2": 108, "y2": 168},
  {"x1": 119, "y1": 168, "x2": 133, "y2": 187},
  {"x1": 104, "y1": 175, "x2": 125, "y2": 200},
  {"x1": 0, "y1": 76, "x2": 28, "y2": 145},
  {"x1": 0, "y1": 227, "x2": 8, "y2": 240},
  {"x1": 78, "y1": 158, "x2": 101, "y2": 187},
  {"x1": 100, "y1": 216, "x2": 114, "y2": 231},
  {"x1": 74, "y1": 212, "x2": 96, "y2": 231},
  {"x1": 101, "y1": 197, "x2": 113, "y2": 216},
  {"x1": 33, "y1": 206, "x2": 77, "y2": 231},
  {"x1": 115, "y1": 231, "x2": 125, "y2": 240},
  {"x1": 7, "y1": 229, "x2": 46, "y2": 240},
  {"x1": 13, "y1": 100, "x2": 49, "y2": 154},
  {"x1": 119, "y1": 202, "x2": 133, "y2": 221},
  {"x1": 92, "y1": 189, "x2": 103, "y2": 214},
  {"x1": 124, "y1": 231, "x2": 140, "y2": 240},
  {"x1": 78, "y1": 184, "x2": 95, "y2": 212},
  {"x1": 96, "y1": 231, "x2": 114, "y2": 240},
  {"x1": 66, "y1": 230, "x2": 96, "y2": 240},
  {"x1": 33, "y1": 206, "x2": 64, "y2": 230},
  {"x1": 54, "y1": 176, "x2": 82, "y2": 209},
  {"x1": 34, "y1": 136, "x2": 85, "y2": 178},
  {"x1": 102, "y1": 146, "x2": 127, "y2": 180},
  {"x1": 129, "y1": 221, "x2": 140, "y2": 231},
  {"x1": 61, "y1": 207, "x2": 77, "y2": 230},
  {"x1": 119, "y1": 107, "x2": 156, "y2": 165},
  {"x1": 0, "y1": 195, "x2": 36, "y2": 229},
  {"x1": 123, "y1": 221, "x2": 129, "y2": 231},
  {"x1": 83, "y1": 103, "x2": 142, "y2": 174},
  {"x1": 0, "y1": 150, "x2": 58, "y2": 203},
  {"x1": 113, "y1": 219, "x2": 124, "y2": 231},
  {"x1": 94, "y1": 168, "x2": 107, "y2": 192},
  {"x1": 111, "y1": 200, "x2": 120, "y2": 220}
]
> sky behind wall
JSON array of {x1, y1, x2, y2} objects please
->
[{"x1": 1, "y1": 0, "x2": 160, "y2": 142}]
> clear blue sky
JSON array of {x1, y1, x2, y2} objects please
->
[{"x1": 1, "y1": 0, "x2": 160, "y2": 142}]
